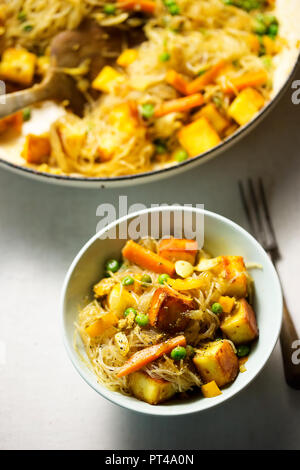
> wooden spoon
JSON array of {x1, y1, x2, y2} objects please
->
[{"x1": 0, "y1": 20, "x2": 144, "y2": 119}]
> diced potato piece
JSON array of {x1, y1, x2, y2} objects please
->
[
  {"x1": 94, "y1": 277, "x2": 115, "y2": 297},
  {"x1": 201, "y1": 380, "x2": 222, "y2": 398},
  {"x1": 228, "y1": 88, "x2": 265, "y2": 126},
  {"x1": 22, "y1": 134, "x2": 51, "y2": 164},
  {"x1": 213, "y1": 256, "x2": 248, "y2": 298},
  {"x1": 108, "y1": 283, "x2": 137, "y2": 318},
  {"x1": 58, "y1": 117, "x2": 86, "y2": 160},
  {"x1": 85, "y1": 311, "x2": 118, "y2": 337},
  {"x1": 218, "y1": 296, "x2": 235, "y2": 314},
  {"x1": 221, "y1": 298, "x2": 259, "y2": 344},
  {"x1": 0, "y1": 48, "x2": 36, "y2": 86},
  {"x1": 128, "y1": 371, "x2": 176, "y2": 405},
  {"x1": 193, "y1": 340, "x2": 239, "y2": 388},
  {"x1": 178, "y1": 117, "x2": 221, "y2": 157},
  {"x1": 148, "y1": 287, "x2": 195, "y2": 332},
  {"x1": 117, "y1": 49, "x2": 138, "y2": 67},
  {"x1": 92, "y1": 66, "x2": 125, "y2": 93},
  {"x1": 196, "y1": 103, "x2": 229, "y2": 134},
  {"x1": 158, "y1": 238, "x2": 198, "y2": 265},
  {"x1": 0, "y1": 112, "x2": 23, "y2": 134}
]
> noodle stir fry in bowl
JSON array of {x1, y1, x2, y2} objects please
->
[
  {"x1": 62, "y1": 207, "x2": 282, "y2": 415},
  {"x1": 0, "y1": 1, "x2": 299, "y2": 183}
]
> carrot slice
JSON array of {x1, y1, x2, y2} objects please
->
[
  {"x1": 186, "y1": 60, "x2": 226, "y2": 95},
  {"x1": 154, "y1": 93, "x2": 204, "y2": 117},
  {"x1": 122, "y1": 240, "x2": 175, "y2": 276},
  {"x1": 117, "y1": 0, "x2": 156, "y2": 13},
  {"x1": 165, "y1": 70, "x2": 189, "y2": 95},
  {"x1": 117, "y1": 335, "x2": 186, "y2": 377},
  {"x1": 222, "y1": 70, "x2": 268, "y2": 94},
  {"x1": 158, "y1": 238, "x2": 198, "y2": 264}
]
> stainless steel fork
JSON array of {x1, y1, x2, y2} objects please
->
[{"x1": 239, "y1": 178, "x2": 300, "y2": 389}]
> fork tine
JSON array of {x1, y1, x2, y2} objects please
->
[
  {"x1": 247, "y1": 178, "x2": 267, "y2": 246},
  {"x1": 238, "y1": 180, "x2": 258, "y2": 238},
  {"x1": 258, "y1": 178, "x2": 280, "y2": 255}
]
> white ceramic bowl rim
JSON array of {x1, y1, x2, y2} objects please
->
[{"x1": 61, "y1": 206, "x2": 283, "y2": 416}]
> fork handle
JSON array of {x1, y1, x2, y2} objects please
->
[{"x1": 279, "y1": 296, "x2": 300, "y2": 389}]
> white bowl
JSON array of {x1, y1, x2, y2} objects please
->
[{"x1": 61, "y1": 206, "x2": 282, "y2": 416}]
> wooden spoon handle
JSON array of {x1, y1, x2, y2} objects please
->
[
  {"x1": 280, "y1": 296, "x2": 300, "y2": 389},
  {"x1": 0, "y1": 80, "x2": 53, "y2": 119}
]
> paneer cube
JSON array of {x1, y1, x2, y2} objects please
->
[
  {"x1": 228, "y1": 87, "x2": 265, "y2": 126},
  {"x1": 108, "y1": 102, "x2": 138, "y2": 136},
  {"x1": 85, "y1": 311, "x2": 118, "y2": 338},
  {"x1": 0, "y1": 112, "x2": 23, "y2": 134},
  {"x1": 178, "y1": 117, "x2": 221, "y2": 157},
  {"x1": 221, "y1": 298, "x2": 259, "y2": 344},
  {"x1": 117, "y1": 49, "x2": 138, "y2": 67},
  {"x1": 148, "y1": 287, "x2": 195, "y2": 332},
  {"x1": 92, "y1": 65, "x2": 125, "y2": 93},
  {"x1": 0, "y1": 48, "x2": 36, "y2": 86},
  {"x1": 158, "y1": 238, "x2": 198, "y2": 265},
  {"x1": 196, "y1": 103, "x2": 230, "y2": 134},
  {"x1": 193, "y1": 340, "x2": 239, "y2": 388},
  {"x1": 108, "y1": 283, "x2": 137, "y2": 318},
  {"x1": 22, "y1": 134, "x2": 51, "y2": 164},
  {"x1": 201, "y1": 380, "x2": 222, "y2": 398},
  {"x1": 128, "y1": 371, "x2": 176, "y2": 405},
  {"x1": 213, "y1": 256, "x2": 248, "y2": 298}
]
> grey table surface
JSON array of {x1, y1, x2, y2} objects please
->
[{"x1": 0, "y1": 71, "x2": 300, "y2": 450}]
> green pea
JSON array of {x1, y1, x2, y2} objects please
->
[
  {"x1": 135, "y1": 313, "x2": 149, "y2": 327},
  {"x1": 268, "y1": 23, "x2": 278, "y2": 38},
  {"x1": 168, "y1": 3, "x2": 180, "y2": 15},
  {"x1": 22, "y1": 108, "x2": 31, "y2": 122},
  {"x1": 124, "y1": 307, "x2": 137, "y2": 318},
  {"x1": 158, "y1": 273, "x2": 170, "y2": 284},
  {"x1": 236, "y1": 344, "x2": 250, "y2": 357},
  {"x1": 164, "y1": 0, "x2": 175, "y2": 5},
  {"x1": 159, "y1": 52, "x2": 171, "y2": 62},
  {"x1": 141, "y1": 274, "x2": 152, "y2": 285},
  {"x1": 186, "y1": 345, "x2": 195, "y2": 358},
  {"x1": 18, "y1": 11, "x2": 27, "y2": 22},
  {"x1": 171, "y1": 346, "x2": 187, "y2": 360},
  {"x1": 174, "y1": 149, "x2": 188, "y2": 162},
  {"x1": 103, "y1": 4, "x2": 116, "y2": 15},
  {"x1": 154, "y1": 139, "x2": 168, "y2": 154},
  {"x1": 253, "y1": 19, "x2": 267, "y2": 35},
  {"x1": 23, "y1": 24, "x2": 33, "y2": 32},
  {"x1": 211, "y1": 302, "x2": 223, "y2": 314},
  {"x1": 105, "y1": 259, "x2": 120, "y2": 273},
  {"x1": 140, "y1": 103, "x2": 155, "y2": 120},
  {"x1": 261, "y1": 56, "x2": 272, "y2": 69},
  {"x1": 122, "y1": 275, "x2": 134, "y2": 286}
]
